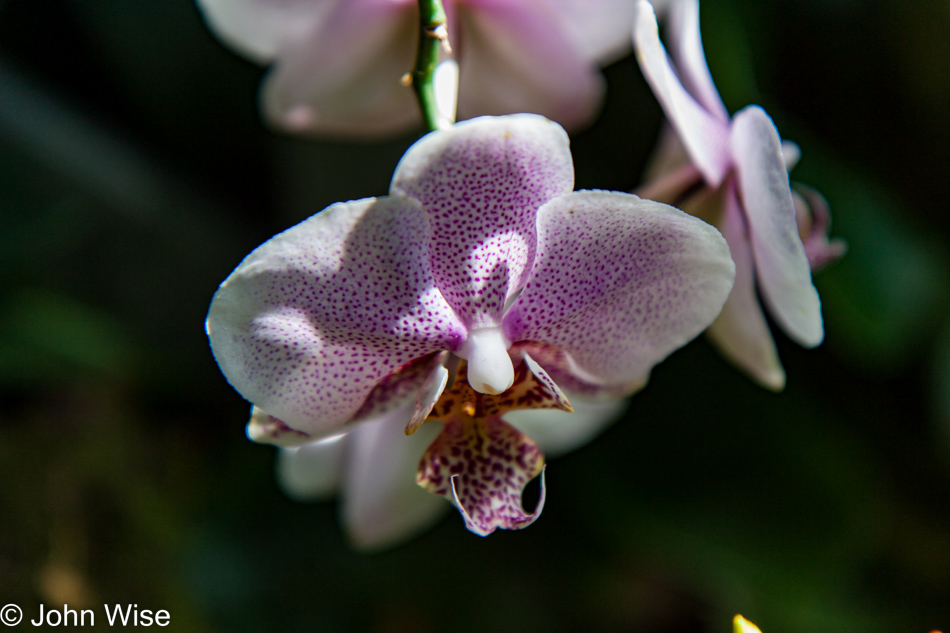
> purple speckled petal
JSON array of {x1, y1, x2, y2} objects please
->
[
  {"x1": 633, "y1": 0, "x2": 731, "y2": 185},
  {"x1": 207, "y1": 196, "x2": 466, "y2": 436},
  {"x1": 342, "y1": 407, "x2": 449, "y2": 551},
  {"x1": 503, "y1": 190, "x2": 735, "y2": 392},
  {"x1": 703, "y1": 186, "x2": 786, "y2": 391},
  {"x1": 390, "y1": 114, "x2": 574, "y2": 329},
  {"x1": 417, "y1": 416, "x2": 546, "y2": 536},
  {"x1": 731, "y1": 106, "x2": 823, "y2": 348},
  {"x1": 665, "y1": 0, "x2": 729, "y2": 121}
]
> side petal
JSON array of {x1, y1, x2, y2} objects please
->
[
  {"x1": 206, "y1": 196, "x2": 465, "y2": 436},
  {"x1": 195, "y1": 0, "x2": 330, "y2": 63},
  {"x1": 730, "y1": 106, "x2": 823, "y2": 347},
  {"x1": 455, "y1": 1, "x2": 604, "y2": 131},
  {"x1": 632, "y1": 0, "x2": 731, "y2": 185},
  {"x1": 504, "y1": 395, "x2": 628, "y2": 458},
  {"x1": 277, "y1": 432, "x2": 347, "y2": 500},
  {"x1": 341, "y1": 410, "x2": 449, "y2": 551},
  {"x1": 391, "y1": 114, "x2": 574, "y2": 329},
  {"x1": 665, "y1": 0, "x2": 729, "y2": 121},
  {"x1": 246, "y1": 406, "x2": 313, "y2": 447},
  {"x1": 417, "y1": 416, "x2": 545, "y2": 536},
  {"x1": 703, "y1": 187, "x2": 786, "y2": 391},
  {"x1": 259, "y1": 0, "x2": 420, "y2": 137},
  {"x1": 503, "y1": 190, "x2": 735, "y2": 392}
]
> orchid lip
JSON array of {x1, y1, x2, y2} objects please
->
[{"x1": 456, "y1": 327, "x2": 514, "y2": 395}]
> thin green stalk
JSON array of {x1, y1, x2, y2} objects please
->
[{"x1": 412, "y1": 0, "x2": 449, "y2": 132}]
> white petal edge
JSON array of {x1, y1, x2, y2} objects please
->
[
  {"x1": 731, "y1": 106, "x2": 823, "y2": 347},
  {"x1": 633, "y1": 0, "x2": 731, "y2": 185},
  {"x1": 195, "y1": 0, "x2": 328, "y2": 63},
  {"x1": 665, "y1": 0, "x2": 729, "y2": 121}
]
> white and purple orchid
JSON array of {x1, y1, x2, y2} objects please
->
[
  {"x1": 632, "y1": 0, "x2": 845, "y2": 390},
  {"x1": 206, "y1": 114, "x2": 735, "y2": 546},
  {"x1": 195, "y1": 0, "x2": 652, "y2": 137}
]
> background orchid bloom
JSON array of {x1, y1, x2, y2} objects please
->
[
  {"x1": 207, "y1": 114, "x2": 735, "y2": 543},
  {"x1": 632, "y1": 0, "x2": 843, "y2": 391},
  {"x1": 195, "y1": 0, "x2": 653, "y2": 137}
]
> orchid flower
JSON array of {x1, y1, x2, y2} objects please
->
[
  {"x1": 206, "y1": 114, "x2": 735, "y2": 545},
  {"x1": 195, "y1": 0, "x2": 653, "y2": 137},
  {"x1": 632, "y1": 0, "x2": 845, "y2": 390}
]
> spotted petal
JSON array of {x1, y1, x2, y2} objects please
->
[
  {"x1": 417, "y1": 416, "x2": 545, "y2": 536},
  {"x1": 390, "y1": 114, "x2": 574, "y2": 329},
  {"x1": 633, "y1": 0, "x2": 731, "y2": 185},
  {"x1": 206, "y1": 196, "x2": 465, "y2": 436},
  {"x1": 503, "y1": 190, "x2": 735, "y2": 392},
  {"x1": 730, "y1": 106, "x2": 823, "y2": 347}
]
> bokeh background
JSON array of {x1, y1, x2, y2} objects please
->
[{"x1": 1, "y1": 0, "x2": 949, "y2": 631}]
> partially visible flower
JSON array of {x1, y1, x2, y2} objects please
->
[
  {"x1": 206, "y1": 114, "x2": 735, "y2": 546},
  {"x1": 195, "y1": 0, "x2": 652, "y2": 137},
  {"x1": 733, "y1": 615, "x2": 763, "y2": 633},
  {"x1": 633, "y1": 0, "x2": 845, "y2": 390}
]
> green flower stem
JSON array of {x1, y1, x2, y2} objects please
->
[{"x1": 413, "y1": 0, "x2": 450, "y2": 132}]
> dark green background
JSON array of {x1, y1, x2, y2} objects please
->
[{"x1": 1, "y1": 0, "x2": 949, "y2": 631}]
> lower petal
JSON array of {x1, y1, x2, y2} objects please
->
[
  {"x1": 341, "y1": 410, "x2": 449, "y2": 551},
  {"x1": 705, "y1": 187, "x2": 786, "y2": 390},
  {"x1": 417, "y1": 416, "x2": 545, "y2": 536},
  {"x1": 277, "y1": 433, "x2": 347, "y2": 500}
]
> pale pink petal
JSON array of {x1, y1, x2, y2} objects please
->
[
  {"x1": 633, "y1": 0, "x2": 731, "y2": 185},
  {"x1": 730, "y1": 106, "x2": 823, "y2": 347},
  {"x1": 417, "y1": 416, "x2": 545, "y2": 536},
  {"x1": 703, "y1": 187, "x2": 786, "y2": 391},
  {"x1": 195, "y1": 0, "x2": 331, "y2": 63},
  {"x1": 391, "y1": 115, "x2": 574, "y2": 329},
  {"x1": 206, "y1": 197, "x2": 465, "y2": 436},
  {"x1": 665, "y1": 0, "x2": 729, "y2": 121},
  {"x1": 342, "y1": 411, "x2": 449, "y2": 550},
  {"x1": 277, "y1": 432, "x2": 347, "y2": 500},
  {"x1": 534, "y1": 0, "x2": 640, "y2": 64},
  {"x1": 259, "y1": 0, "x2": 419, "y2": 137},
  {"x1": 455, "y1": 2, "x2": 604, "y2": 131},
  {"x1": 504, "y1": 395, "x2": 628, "y2": 458},
  {"x1": 503, "y1": 190, "x2": 735, "y2": 392}
]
